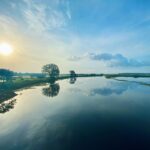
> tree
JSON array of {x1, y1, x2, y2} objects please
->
[
  {"x1": 42, "y1": 64, "x2": 60, "y2": 79},
  {"x1": 70, "y1": 70, "x2": 76, "y2": 77},
  {"x1": 0, "y1": 69, "x2": 14, "y2": 82}
]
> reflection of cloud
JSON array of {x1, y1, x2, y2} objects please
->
[
  {"x1": 69, "y1": 77, "x2": 77, "y2": 84},
  {"x1": 90, "y1": 82, "x2": 135, "y2": 96},
  {"x1": 90, "y1": 87, "x2": 127, "y2": 96},
  {"x1": 42, "y1": 83, "x2": 60, "y2": 98}
]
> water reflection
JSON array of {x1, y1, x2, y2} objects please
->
[
  {"x1": 42, "y1": 83, "x2": 60, "y2": 97},
  {"x1": 90, "y1": 82, "x2": 130, "y2": 96},
  {"x1": 0, "y1": 78, "x2": 150, "y2": 150},
  {"x1": 114, "y1": 78, "x2": 150, "y2": 87},
  {"x1": 0, "y1": 99, "x2": 16, "y2": 113},
  {"x1": 42, "y1": 77, "x2": 77, "y2": 98},
  {"x1": 69, "y1": 77, "x2": 77, "y2": 84},
  {"x1": 69, "y1": 80, "x2": 136, "y2": 96}
]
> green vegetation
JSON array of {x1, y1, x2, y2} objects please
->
[
  {"x1": 0, "y1": 78, "x2": 48, "y2": 102},
  {"x1": 0, "y1": 78, "x2": 47, "y2": 90},
  {"x1": 42, "y1": 64, "x2": 60, "y2": 79},
  {"x1": 0, "y1": 69, "x2": 14, "y2": 82}
]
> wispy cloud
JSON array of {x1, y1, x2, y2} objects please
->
[
  {"x1": 23, "y1": 0, "x2": 71, "y2": 33},
  {"x1": 0, "y1": 15, "x2": 18, "y2": 32},
  {"x1": 69, "y1": 52, "x2": 150, "y2": 67}
]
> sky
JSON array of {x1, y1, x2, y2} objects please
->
[{"x1": 0, "y1": 0, "x2": 150, "y2": 73}]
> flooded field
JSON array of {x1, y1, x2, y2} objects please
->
[{"x1": 0, "y1": 77, "x2": 150, "y2": 150}]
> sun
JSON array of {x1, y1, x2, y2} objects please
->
[{"x1": 0, "y1": 42, "x2": 13, "y2": 56}]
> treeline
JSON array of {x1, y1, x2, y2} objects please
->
[
  {"x1": 14, "y1": 72, "x2": 45, "y2": 78},
  {"x1": 0, "y1": 69, "x2": 14, "y2": 82}
]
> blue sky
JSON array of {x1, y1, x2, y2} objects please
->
[{"x1": 0, "y1": 0, "x2": 150, "y2": 73}]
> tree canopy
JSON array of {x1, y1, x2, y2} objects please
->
[
  {"x1": 42, "y1": 64, "x2": 60, "y2": 78},
  {"x1": 0, "y1": 69, "x2": 14, "y2": 82}
]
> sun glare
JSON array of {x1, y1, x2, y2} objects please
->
[{"x1": 0, "y1": 42, "x2": 13, "y2": 56}]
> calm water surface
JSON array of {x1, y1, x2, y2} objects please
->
[{"x1": 0, "y1": 77, "x2": 150, "y2": 150}]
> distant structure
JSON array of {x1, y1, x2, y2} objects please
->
[{"x1": 70, "y1": 70, "x2": 76, "y2": 77}]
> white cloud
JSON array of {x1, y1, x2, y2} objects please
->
[
  {"x1": 23, "y1": 0, "x2": 71, "y2": 33},
  {"x1": 0, "y1": 15, "x2": 18, "y2": 33}
]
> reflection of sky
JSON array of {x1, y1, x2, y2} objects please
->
[
  {"x1": 69, "y1": 77, "x2": 141, "y2": 96},
  {"x1": 0, "y1": 78, "x2": 150, "y2": 149},
  {"x1": 89, "y1": 80, "x2": 141, "y2": 96}
]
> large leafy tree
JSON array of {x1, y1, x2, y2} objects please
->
[
  {"x1": 0, "y1": 69, "x2": 14, "y2": 82},
  {"x1": 42, "y1": 64, "x2": 60, "y2": 79}
]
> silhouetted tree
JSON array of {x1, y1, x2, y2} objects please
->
[
  {"x1": 70, "y1": 70, "x2": 76, "y2": 77},
  {"x1": 42, "y1": 64, "x2": 60, "y2": 79},
  {"x1": 0, "y1": 69, "x2": 14, "y2": 82}
]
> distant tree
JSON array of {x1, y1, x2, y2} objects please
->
[
  {"x1": 70, "y1": 70, "x2": 76, "y2": 77},
  {"x1": 0, "y1": 69, "x2": 14, "y2": 82},
  {"x1": 42, "y1": 64, "x2": 60, "y2": 79}
]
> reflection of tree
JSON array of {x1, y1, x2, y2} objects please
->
[
  {"x1": 69, "y1": 77, "x2": 77, "y2": 84},
  {"x1": 0, "y1": 99, "x2": 16, "y2": 113},
  {"x1": 42, "y1": 83, "x2": 60, "y2": 97}
]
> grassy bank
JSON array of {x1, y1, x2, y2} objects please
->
[
  {"x1": 0, "y1": 78, "x2": 48, "y2": 102},
  {"x1": 0, "y1": 74, "x2": 103, "y2": 102}
]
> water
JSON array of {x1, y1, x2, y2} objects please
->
[{"x1": 0, "y1": 77, "x2": 150, "y2": 150}]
